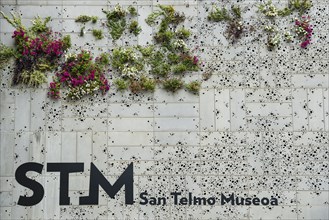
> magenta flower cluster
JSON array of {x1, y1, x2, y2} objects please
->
[
  {"x1": 49, "y1": 51, "x2": 110, "y2": 100},
  {"x1": 295, "y1": 16, "x2": 313, "y2": 48},
  {"x1": 13, "y1": 29, "x2": 65, "y2": 58}
]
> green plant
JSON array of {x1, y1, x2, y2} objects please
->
[
  {"x1": 163, "y1": 78, "x2": 183, "y2": 92},
  {"x1": 1, "y1": 12, "x2": 71, "y2": 87},
  {"x1": 92, "y1": 29, "x2": 104, "y2": 40},
  {"x1": 31, "y1": 16, "x2": 51, "y2": 33},
  {"x1": 208, "y1": 6, "x2": 230, "y2": 21},
  {"x1": 146, "y1": 5, "x2": 185, "y2": 46},
  {"x1": 80, "y1": 26, "x2": 85, "y2": 36},
  {"x1": 259, "y1": 0, "x2": 311, "y2": 17},
  {"x1": 111, "y1": 47, "x2": 144, "y2": 78},
  {"x1": 176, "y1": 28, "x2": 191, "y2": 39},
  {"x1": 137, "y1": 45, "x2": 154, "y2": 57},
  {"x1": 258, "y1": 1, "x2": 279, "y2": 17},
  {"x1": 114, "y1": 78, "x2": 128, "y2": 90},
  {"x1": 21, "y1": 70, "x2": 47, "y2": 87},
  {"x1": 208, "y1": 5, "x2": 244, "y2": 43},
  {"x1": 185, "y1": 81, "x2": 201, "y2": 93},
  {"x1": 129, "y1": 20, "x2": 142, "y2": 36},
  {"x1": 141, "y1": 77, "x2": 156, "y2": 91},
  {"x1": 103, "y1": 5, "x2": 127, "y2": 40},
  {"x1": 91, "y1": 16, "x2": 98, "y2": 23},
  {"x1": 172, "y1": 63, "x2": 187, "y2": 74},
  {"x1": 289, "y1": 0, "x2": 312, "y2": 15},
  {"x1": 62, "y1": 35, "x2": 72, "y2": 50},
  {"x1": 128, "y1": 6, "x2": 138, "y2": 16},
  {"x1": 0, "y1": 11, "x2": 23, "y2": 29},
  {"x1": 267, "y1": 33, "x2": 281, "y2": 49},
  {"x1": 75, "y1": 15, "x2": 94, "y2": 23},
  {"x1": 0, "y1": 43, "x2": 14, "y2": 68},
  {"x1": 97, "y1": 53, "x2": 110, "y2": 66},
  {"x1": 108, "y1": 5, "x2": 202, "y2": 94}
]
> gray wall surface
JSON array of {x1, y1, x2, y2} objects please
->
[{"x1": 1, "y1": 0, "x2": 328, "y2": 219}]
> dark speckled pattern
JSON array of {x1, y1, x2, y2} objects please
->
[{"x1": 1, "y1": 0, "x2": 329, "y2": 219}]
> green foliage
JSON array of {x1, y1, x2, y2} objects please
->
[
  {"x1": 231, "y1": 5, "x2": 241, "y2": 18},
  {"x1": 145, "y1": 5, "x2": 185, "y2": 46},
  {"x1": 145, "y1": 11, "x2": 162, "y2": 26},
  {"x1": 91, "y1": 16, "x2": 98, "y2": 23},
  {"x1": 31, "y1": 16, "x2": 51, "y2": 33},
  {"x1": 2, "y1": 11, "x2": 71, "y2": 88},
  {"x1": 114, "y1": 78, "x2": 128, "y2": 90},
  {"x1": 0, "y1": 43, "x2": 14, "y2": 68},
  {"x1": 278, "y1": 7, "x2": 292, "y2": 16},
  {"x1": 163, "y1": 78, "x2": 183, "y2": 92},
  {"x1": 289, "y1": 0, "x2": 312, "y2": 14},
  {"x1": 92, "y1": 29, "x2": 104, "y2": 40},
  {"x1": 129, "y1": 20, "x2": 142, "y2": 36},
  {"x1": 176, "y1": 28, "x2": 191, "y2": 39},
  {"x1": 172, "y1": 63, "x2": 187, "y2": 74},
  {"x1": 111, "y1": 47, "x2": 144, "y2": 78},
  {"x1": 141, "y1": 76, "x2": 156, "y2": 91},
  {"x1": 259, "y1": 0, "x2": 311, "y2": 17},
  {"x1": 258, "y1": 1, "x2": 279, "y2": 17},
  {"x1": 208, "y1": 5, "x2": 244, "y2": 43},
  {"x1": 62, "y1": 35, "x2": 72, "y2": 50},
  {"x1": 109, "y1": 19, "x2": 126, "y2": 40},
  {"x1": 154, "y1": 30, "x2": 174, "y2": 44},
  {"x1": 149, "y1": 50, "x2": 170, "y2": 77},
  {"x1": 96, "y1": 53, "x2": 110, "y2": 66},
  {"x1": 208, "y1": 6, "x2": 231, "y2": 21},
  {"x1": 108, "y1": 4, "x2": 201, "y2": 94},
  {"x1": 167, "y1": 53, "x2": 180, "y2": 64},
  {"x1": 0, "y1": 11, "x2": 23, "y2": 29},
  {"x1": 185, "y1": 81, "x2": 201, "y2": 93},
  {"x1": 103, "y1": 5, "x2": 127, "y2": 40},
  {"x1": 21, "y1": 70, "x2": 47, "y2": 87},
  {"x1": 75, "y1": 15, "x2": 98, "y2": 23},
  {"x1": 137, "y1": 45, "x2": 154, "y2": 57},
  {"x1": 75, "y1": 15, "x2": 92, "y2": 23},
  {"x1": 80, "y1": 26, "x2": 85, "y2": 37},
  {"x1": 128, "y1": 6, "x2": 138, "y2": 16}
]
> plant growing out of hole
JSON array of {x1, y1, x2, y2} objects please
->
[
  {"x1": 49, "y1": 51, "x2": 110, "y2": 100},
  {"x1": 75, "y1": 15, "x2": 98, "y2": 23},
  {"x1": 208, "y1": 5, "x2": 244, "y2": 43},
  {"x1": 185, "y1": 80, "x2": 201, "y2": 94},
  {"x1": 128, "y1": 20, "x2": 142, "y2": 36},
  {"x1": 92, "y1": 29, "x2": 104, "y2": 40},
  {"x1": 103, "y1": 5, "x2": 140, "y2": 40},
  {"x1": 162, "y1": 77, "x2": 184, "y2": 92},
  {"x1": 295, "y1": 16, "x2": 312, "y2": 48},
  {"x1": 0, "y1": 12, "x2": 71, "y2": 87}
]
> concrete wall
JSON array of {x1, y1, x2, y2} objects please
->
[{"x1": 1, "y1": 0, "x2": 328, "y2": 219}]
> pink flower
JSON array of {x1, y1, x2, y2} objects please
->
[
  {"x1": 301, "y1": 40, "x2": 310, "y2": 48},
  {"x1": 193, "y1": 56, "x2": 199, "y2": 65}
]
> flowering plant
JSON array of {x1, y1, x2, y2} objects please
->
[
  {"x1": 295, "y1": 16, "x2": 312, "y2": 48},
  {"x1": 1, "y1": 12, "x2": 71, "y2": 87},
  {"x1": 49, "y1": 51, "x2": 110, "y2": 100}
]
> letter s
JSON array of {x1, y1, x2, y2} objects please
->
[{"x1": 15, "y1": 162, "x2": 44, "y2": 206}]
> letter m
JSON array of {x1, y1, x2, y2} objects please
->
[{"x1": 80, "y1": 162, "x2": 134, "y2": 205}]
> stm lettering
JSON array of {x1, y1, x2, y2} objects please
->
[{"x1": 15, "y1": 162, "x2": 134, "y2": 206}]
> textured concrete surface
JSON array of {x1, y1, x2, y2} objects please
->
[{"x1": 1, "y1": 0, "x2": 329, "y2": 219}]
